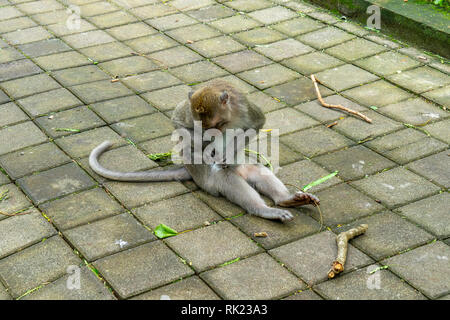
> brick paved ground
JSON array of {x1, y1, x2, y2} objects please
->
[{"x1": 0, "y1": 0, "x2": 449, "y2": 300}]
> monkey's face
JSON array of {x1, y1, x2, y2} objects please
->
[{"x1": 189, "y1": 88, "x2": 230, "y2": 130}]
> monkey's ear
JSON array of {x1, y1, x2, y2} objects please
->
[
  {"x1": 188, "y1": 91, "x2": 194, "y2": 99},
  {"x1": 220, "y1": 91, "x2": 229, "y2": 105}
]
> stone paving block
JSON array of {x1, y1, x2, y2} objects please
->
[
  {"x1": 297, "y1": 26, "x2": 355, "y2": 50},
  {"x1": 248, "y1": 6, "x2": 297, "y2": 24},
  {"x1": 188, "y1": 35, "x2": 245, "y2": 58},
  {"x1": 423, "y1": 119, "x2": 450, "y2": 143},
  {"x1": 246, "y1": 91, "x2": 287, "y2": 113},
  {"x1": 0, "y1": 47, "x2": 24, "y2": 64},
  {"x1": 334, "y1": 21, "x2": 369, "y2": 37},
  {"x1": 0, "y1": 142, "x2": 70, "y2": 179},
  {"x1": 64, "y1": 212, "x2": 155, "y2": 261},
  {"x1": 47, "y1": 19, "x2": 97, "y2": 37},
  {"x1": 312, "y1": 183, "x2": 384, "y2": 226},
  {"x1": 23, "y1": 266, "x2": 115, "y2": 300},
  {"x1": 396, "y1": 193, "x2": 449, "y2": 238},
  {"x1": 283, "y1": 51, "x2": 344, "y2": 76},
  {"x1": 70, "y1": 80, "x2": 134, "y2": 104},
  {"x1": 0, "y1": 172, "x2": 9, "y2": 186},
  {"x1": 314, "y1": 265, "x2": 425, "y2": 300},
  {"x1": 52, "y1": 65, "x2": 110, "y2": 87},
  {"x1": 147, "y1": 13, "x2": 197, "y2": 31},
  {"x1": 106, "y1": 22, "x2": 157, "y2": 41},
  {"x1": 210, "y1": 14, "x2": 262, "y2": 34},
  {"x1": 78, "y1": 143, "x2": 158, "y2": 183},
  {"x1": 225, "y1": 0, "x2": 271, "y2": 11},
  {"x1": 201, "y1": 253, "x2": 304, "y2": 299},
  {"x1": 148, "y1": 46, "x2": 203, "y2": 68},
  {"x1": 379, "y1": 97, "x2": 449, "y2": 126},
  {"x1": 141, "y1": 84, "x2": 191, "y2": 112},
  {"x1": 170, "y1": 61, "x2": 228, "y2": 84},
  {"x1": 134, "y1": 193, "x2": 221, "y2": 232},
  {"x1": 307, "y1": 10, "x2": 340, "y2": 24},
  {"x1": 31, "y1": 10, "x2": 70, "y2": 25},
  {"x1": 264, "y1": 107, "x2": 318, "y2": 135},
  {"x1": 171, "y1": 0, "x2": 214, "y2": 11},
  {"x1": 0, "y1": 183, "x2": 32, "y2": 220},
  {"x1": 0, "y1": 236, "x2": 81, "y2": 299},
  {"x1": 0, "y1": 282, "x2": 11, "y2": 300},
  {"x1": 94, "y1": 241, "x2": 193, "y2": 298},
  {"x1": 282, "y1": 1, "x2": 319, "y2": 12},
  {"x1": 423, "y1": 85, "x2": 450, "y2": 108},
  {"x1": 187, "y1": 4, "x2": 235, "y2": 22},
  {"x1": 18, "y1": 38, "x2": 72, "y2": 58},
  {"x1": 0, "y1": 121, "x2": 48, "y2": 155},
  {"x1": 55, "y1": 126, "x2": 126, "y2": 159},
  {"x1": 112, "y1": 113, "x2": 174, "y2": 142},
  {"x1": 99, "y1": 56, "x2": 158, "y2": 77},
  {"x1": 365, "y1": 34, "x2": 402, "y2": 49},
  {"x1": 340, "y1": 211, "x2": 434, "y2": 260},
  {"x1": 351, "y1": 167, "x2": 441, "y2": 208},
  {"x1": 17, "y1": 162, "x2": 96, "y2": 204},
  {"x1": 315, "y1": 64, "x2": 379, "y2": 92},
  {"x1": 325, "y1": 38, "x2": 387, "y2": 62},
  {"x1": 0, "y1": 16, "x2": 36, "y2": 34},
  {"x1": 3, "y1": 26, "x2": 52, "y2": 45},
  {"x1": 79, "y1": 1, "x2": 119, "y2": 17},
  {"x1": 342, "y1": 80, "x2": 414, "y2": 108},
  {"x1": 0, "y1": 90, "x2": 9, "y2": 104},
  {"x1": 333, "y1": 110, "x2": 403, "y2": 141},
  {"x1": 231, "y1": 209, "x2": 319, "y2": 249},
  {"x1": 91, "y1": 95, "x2": 155, "y2": 123},
  {"x1": 212, "y1": 50, "x2": 272, "y2": 74},
  {"x1": 272, "y1": 16, "x2": 325, "y2": 36},
  {"x1": 283, "y1": 289, "x2": 323, "y2": 300},
  {"x1": 233, "y1": 27, "x2": 286, "y2": 46},
  {"x1": 105, "y1": 179, "x2": 187, "y2": 208},
  {"x1": 383, "y1": 241, "x2": 450, "y2": 299},
  {"x1": 0, "y1": 102, "x2": 28, "y2": 127},
  {"x1": 0, "y1": 209, "x2": 56, "y2": 259},
  {"x1": 277, "y1": 159, "x2": 342, "y2": 193},
  {"x1": 0, "y1": 59, "x2": 42, "y2": 82},
  {"x1": 16, "y1": 0, "x2": 63, "y2": 14},
  {"x1": 36, "y1": 106, "x2": 106, "y2": 138},
  {"x1": 166, "y1": 24, "x2": 221, "y2": 44},
  {"x1": 89, "y1": 10, "x2": 137, "y2": 28},
  {"x1": 125, "y1": 34, "x2": 178, "y2": 55},
  {"x1": 281, "y1": 126, "x2": 353, "y2": 157},
  {"x1": 238, "y1": 64, "x2": 300, "y2": 90},
  {"x1": 40, "y1": 188, "x2": 123, "y2": 231},
  {"x1": 122, "y1": 71, "x2": 182, "y2": 93},
  {"x1": 314, "y1": 145, "x2": 396, "y2": 181},
  {"x1": 166, "y1": 221, "x2": 262, "y2": 272},
  {"x1": 34, "y1": 51, "x2": 91, "y2": 71},
  {"x1": 429, "y1": 61, "x2": 450, "y2": 75},
  {"x1": 255, "y1": 39, "x2": 314, "y2": 61},
  {"x1": 18, "y1": 88, "x2": 82, "y2": 117},
  {"x1": 130, "y1": 3, "x2": 177, "y2": 19},
  {"x1": 1, "y1": 73, "x2": 61, "y2": 99},
  {"x1": 265, "y1": 77, "x2": 333, "y2": 105},
  {"x1": 133, "y1": 275, "x2": 220, "y2": 300},
  {"x1": 270, "y1": 230, "x2": 373, "y2": 283},
  {"x1": 193, "y1": 191, "x2": 244, "y2": 218},
  {"x1": 354, "y1": 51, "x2": 421, "y2": 77},
  {"x1": 80, "y1": 42, "x2": 134, "y2": 62},
  {"x1": 295, "y1": 95, "x2": 366, "y2": 123},
  {"x1": 387, "y1": 66, "x2": 449, "y2": 94},
  {"x1": 407, "y1": 151, "x2": 450, "y2": 188},
  {"x1": 0, "y1": 6, "x2": 23, "y2": 20}
]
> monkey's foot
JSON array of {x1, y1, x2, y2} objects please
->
[
  {"x1": 278, "y1": 192, "x2": 320, "y2": 207},
  {"x1": 256, "y1": 208, "x2": 294, "y2": 222}
]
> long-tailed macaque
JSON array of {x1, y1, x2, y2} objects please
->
[{"x1": 90, "y1": 80, "x2": 319, "y2": 222}]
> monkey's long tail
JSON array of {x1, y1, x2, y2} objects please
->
[{"x1": 89, "y1": 141, "x2": 192, "y2": 181}]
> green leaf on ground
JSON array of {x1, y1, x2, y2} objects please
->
[
  {"x1": 302, "y1": 171, "x2": 338, "y2": 192},
  {"x1": 154, "y1": 223, "x2": 178, "y2": 239}
]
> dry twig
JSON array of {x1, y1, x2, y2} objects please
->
[
  {"x1": 328, "y1": 224, "x2": 368, "y2": 279},
  {"x1": 310, "y1": 75, "x2": 372, "y2": 124}
]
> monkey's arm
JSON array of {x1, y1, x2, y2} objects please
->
[{"x1": 89, "y1": 141, "x2": 191, "y2": 181}]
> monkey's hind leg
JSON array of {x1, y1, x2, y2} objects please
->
[
  {"x1": 242, "y1": 164, "x2": 320, "y2": 207},
  {"x1": 214, "y1": 169, "x2": 294, "y2": 222}
]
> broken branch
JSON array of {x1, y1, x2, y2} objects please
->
[
  {"x1": 328, "y1": 224, "x2": 368, "y2": 279},
  {"x1": 310, "y1": 75, "x2": 372, "y2": 124}
]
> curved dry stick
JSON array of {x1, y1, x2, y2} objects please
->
[
  {"x1": 310, "y1": 75, "x2": 372, "y2": 124},
  {"x1": 328, "y1": 224, "x2": 368, "y2": 279}
]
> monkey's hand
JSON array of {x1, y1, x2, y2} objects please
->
[{"x1": 277, "y1": 192, "x2": 320, "y2": 207}]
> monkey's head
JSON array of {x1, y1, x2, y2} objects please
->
[{"x1": 189, "y1": 87, "x2": 231, "y2": 130}]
